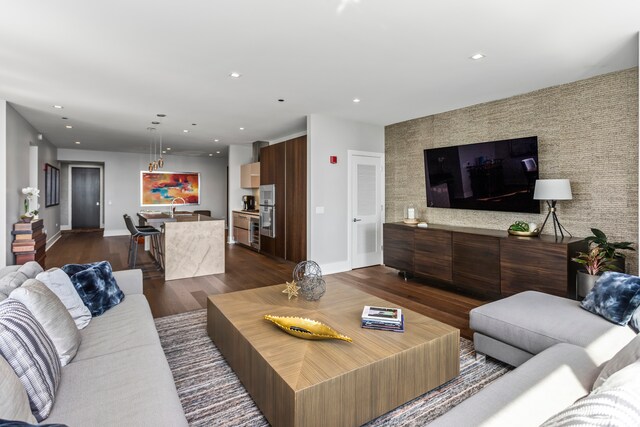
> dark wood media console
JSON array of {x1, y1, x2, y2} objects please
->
[{"x1": 383, "y1": 222, "x2": 588, "y2": 300}]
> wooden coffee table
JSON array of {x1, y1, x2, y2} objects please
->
[{"x1": 207, "y1": 281, "x2": 459, "y2": 427}]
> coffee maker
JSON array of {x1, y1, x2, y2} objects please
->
[{"x1": 242, "y1": 195, "x2": 255, "y2": 211}]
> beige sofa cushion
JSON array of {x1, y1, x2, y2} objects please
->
[
  {"x1": 11, "y1": 279, "x2": 81, "y2": 366},
  {"x1": 46, "y1": 344, "x2": 187, "y2": 426},
  {"x1": 541, "y1": 360, "x2": 640, "y2": 426},
  {"x1": 593, "y1": 332, "x2": 640, "y2": 390},
  {"x1": 0, "y1": 354, "x2": 37, "y2": 423},
  {"x1": 73, "y1": 294, "x2": 161, "y2": 362},
  {"x1": 429, "y1": 343, "x2": 600, "y2": 427}
]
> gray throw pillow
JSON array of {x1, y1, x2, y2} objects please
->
[
  {"x1": 0, "y1": 263, "x2": 44, "y2": 302},
  {"x1": 0, "y1": 299, "x2": 61, "y2": 422},
  {"x1": 36, "y1": 268, "x2": 91, "y2": 329},
  {"x1": 10, "y1": 279, "x2": 81, "y2": 366},
  {"x1": 0, "y1": 354, "x2": 37, "y2": 424}
]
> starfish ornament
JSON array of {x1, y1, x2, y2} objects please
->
[{"x1": 282, "y1": 280, "x2": 300, "y2": 300}]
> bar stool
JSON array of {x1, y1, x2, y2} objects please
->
[{"x1": 123, "y1": 214, "x2": 163, "y2": 270}]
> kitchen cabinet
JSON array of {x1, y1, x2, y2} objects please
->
[
  {"x1": 232, "y1": 211, "x2": 251, "y2": 247},
  {"x1": 240, "y1": 162, "x2": 260, "y2": 189},
  {"x1": 260, "y1": 136, "x2": 307, "y2": 263}
]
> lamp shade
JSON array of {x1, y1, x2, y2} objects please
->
[{"x1": 533, "y1": 179, "x2": 572, "y2": 200}]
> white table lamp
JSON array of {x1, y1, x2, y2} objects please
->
[{"x1": 533, "y1": 179, "x2": 572, "y2": 240}]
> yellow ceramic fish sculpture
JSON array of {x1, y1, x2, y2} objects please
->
[{"x1": 264, "y1": 315, "x2": 352, "y2": 342}]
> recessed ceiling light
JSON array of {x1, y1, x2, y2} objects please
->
[
  {"x1": 61, "y1": 117, "x2": 68, "y2": 120},
  {"x1": 183, "y1": 129, "x2": 189, "y2": 133},
  {"x1": 74, "y1": 141, "x2": 81, "y2": 145},
  {"x1": 166, "y1": 147, "x2": 171, "y2": 151},
  {"x1": 156, "y1": 113, "x2": 166, "y2": 117},
  {"x1": 192, "y1": 123, "x2": 197, "y2": 126},
  {"x1": 239, "y1": 127, "x2": 244, "y2": 131},
  {"x1": 353, "y1": 98, "x2": 361, "y2": 103},
  {"x1": 209, "y1": 153, "x2": 213, "y2": 157},
  {"x1": 162, "y1": 150, "x2": 166, "y2": 154},
  {"x1": 151, "y1": 121, "x2": 160, "y2": 125},
  {"x1": 65, "y1": 125, "x2": 73, "y2": 129},
  {"x1": 229, "y1": 72, "x2": 241, "y2": 78},
  {"x1": 216, "y1": 151, "x2": 221, "y2": 154},
  {"x1": 470, "y1": 53, "x2": 485, "y2": 60},
  {"x1": 53, "y1": 105, "x2": 63, "y2": 109},
  {"x1": 278, "y1": 99, "x2": 285, "y2": 102},
  {"x1": 214, "y1": 139, "x2": 219, "y2": 142}
]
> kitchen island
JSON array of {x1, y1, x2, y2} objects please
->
[{"x1": 137, "y1": 212, "x2": 225, "y2": 281}]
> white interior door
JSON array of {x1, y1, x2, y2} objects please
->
[{"x1": 350, "y1": 153, "x2": 384, "y2": 269}]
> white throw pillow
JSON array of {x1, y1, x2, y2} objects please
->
[
  {"x1": 593, "y1": 333, "x2": 640, "y2": 390},
  {"x1": 541, "y1": 361, "x2": 640, "y2": 426},
  {"x1": 11, "y1": 279, "x2": 81, "y2": 366},
  {"x1": 36, "y1": 268, "x2": 91, "y2": 329},
  {"x1": 0, "y1": 354, "x2": 37, "y2": 423}
]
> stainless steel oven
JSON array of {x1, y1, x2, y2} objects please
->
[
  {"x1": 259, "y1": 206, "x2": 275, "y2": 238},
  {"x1": 259, "y1": 184, "x2": 276, "y2": 238},
  {"x1": 249, "y1": 216, "x2": 260, "y2": 249}
]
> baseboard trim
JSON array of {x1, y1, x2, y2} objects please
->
[
  {"x1": 46, "y1": 231, "x2": 62, "y2": 251},
  {"x1": 104, "y1": 229, "x2": 130, "y2": 237},
  {"x1": 60, "y1": 225, "x2": 71, "y2": 231},
  {"x1": 319, "y1": 261, "x2": 352, "y2": 275}
]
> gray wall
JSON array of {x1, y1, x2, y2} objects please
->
[
  {"x1": 385, "y1": 67, "x2": 639, "y2": 273},
  {"x1": 3, "y1": 103, "x2": 59, "y2": 265},
  {"x1": 58, "y1": 149, "x2": 227, "y2": 234},
  {"x1": 308, "y1": 114, "x2": 385, "y2": 273}
]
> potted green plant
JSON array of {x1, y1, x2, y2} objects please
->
[
  {"x1": 572, "y1": 247, "x2": 618, "y2": 298},
  {"x1": 572, "y1": 229, "x2": 635, "y2": 298},
  {"x1": 584, "y1": 228, "x2": 635, "y2": 272}
]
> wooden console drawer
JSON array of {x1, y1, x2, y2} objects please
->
[
  {"x1": 453, "y1": 232, "x2": 500, "y2": 298},
  {"x1": 383, "y1": 223, "x2": 414, "y2": 272},
  {"x1": 414, "y1": 229, "x2": 452, "y2": 283}
]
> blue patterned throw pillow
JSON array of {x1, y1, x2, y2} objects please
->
[
  {"x1": 61, "y1": 261, "x2": 124, "y2": 317},
  {"x1": 581, "y1": 272, "x2": 640, "y2": 326}
]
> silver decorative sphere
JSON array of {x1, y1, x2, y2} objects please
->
[{"x1": 293, "y1": 261, "x2": 326, "y2": 301}]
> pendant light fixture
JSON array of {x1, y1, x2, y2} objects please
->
[
  {"x1": 157, "y1": 124, "x2": 164, "y2": 168},
  {"x1": 147, "y1": 127, "x2": 155, "y2": 172}
]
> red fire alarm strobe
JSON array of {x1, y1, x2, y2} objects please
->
[{"x1": 330, "y1": 156, "x2": 337, "y2": 164}]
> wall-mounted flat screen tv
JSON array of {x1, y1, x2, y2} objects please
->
[{"x1": 424, "y1": 136, "x2": 540, "y2": 214}]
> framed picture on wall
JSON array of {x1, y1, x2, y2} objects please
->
[
  {"x1": 140, "y1": 171, "x2": 200, "y2": 207},
  {"x1": 45, "y1": 163, "x2": 60, "y2": 207}
]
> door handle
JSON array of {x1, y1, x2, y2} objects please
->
[
  {"x1": 96, "y1": 202, "x2": 100, "y2": 206},
  {"x1": 353, "y1": 218, "x2": 362, "y2": 222}
]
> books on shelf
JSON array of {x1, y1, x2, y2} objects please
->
[{"x1": 361, "y1": 305, "x2": 404, "y2": 332}]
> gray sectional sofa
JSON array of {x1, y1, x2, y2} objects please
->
[
  {"x1": 430, "y1": 291, "x2": 638, "y2": 426},
  {"x1": 0, "y1": 264, "x2": 187, "y2": 426}
]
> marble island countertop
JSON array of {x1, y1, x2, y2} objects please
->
[{"x1": 138, "y1": 212, "x2": 222, "y2": 222}]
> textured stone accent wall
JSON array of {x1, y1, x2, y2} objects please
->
[{"x1": 386, "y1": 68, "x2": 639, "y2": 273}]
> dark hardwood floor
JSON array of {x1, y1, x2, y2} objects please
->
[{"x1": 46, "y1": 232, "x2": 487, "y2": 339}]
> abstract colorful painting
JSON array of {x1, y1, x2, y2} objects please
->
[{"x1": 140, "y1": 171, "x2": 200, "y2": 206}]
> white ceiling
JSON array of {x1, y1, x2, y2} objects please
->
[{"x1": 0, "y1": 1, "x2": 638, "y2": 158}]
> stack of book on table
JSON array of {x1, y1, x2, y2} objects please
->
[{"x1": 361, "y1": 305, "x2": 404, "y2": 332}]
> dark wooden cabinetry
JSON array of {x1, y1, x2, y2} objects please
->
[
  {"x1": 12, "y1": 219, "x2": 46, "y2": 268},
  {"x1": 260, "y1": 136, "x2": 307, "y2": 263},
  {"x1": 453, "y1": 233, "x2": 501, "y2": 298},
  {"x1": 285, "y1": 136, "x2": 307, "y2": 263},
  {"x1": 383, "y1": 222, "x2": 586, "y2": 299},
  {"x1": 383, "y1": 223, "x2": 414, "y2": 273},
  {"x1": 500, "y1": 238, "x2": 583, "y2": 298},
  {"x1": 414, "y1": 229, "x2": 452, "y2": 283}
]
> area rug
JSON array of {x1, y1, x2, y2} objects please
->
[{"x1": 155, "y1": 309, "x2": 512, "y2": 426}]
